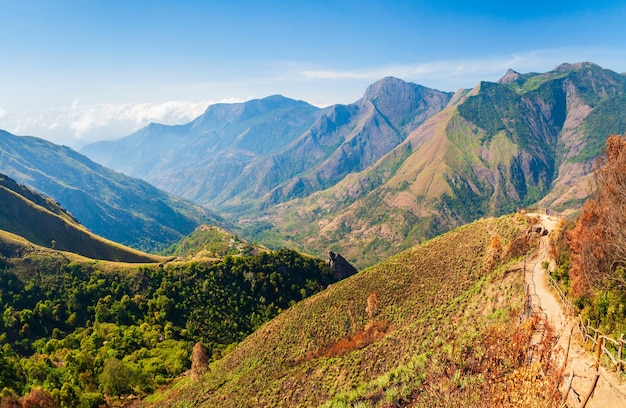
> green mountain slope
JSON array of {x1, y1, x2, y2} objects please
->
[
  {"x1": 0, "y1": 173, "x2": 162, "y2": 263},
  {"x1": 255, "y1": 62, "x2": 626, "y2": 268},
  {"x1": 149, "y1": 214, "x2": 560, "y2": 407},
  {"x1": 0, "y1": 130, "x2": 222, "y2": 252},
  {"x1": 162, "y1": 224, "x2": 267, "y2": 259}
]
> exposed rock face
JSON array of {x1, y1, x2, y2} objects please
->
[
  {"x1": 498, "y1": 68, "x2": 521, "y2": 84},
  {"x1": 191, "y1": 342, "x2": 209, "y2": 381},
  {"x1": 328, "y1": 251, "x2": 358, "y2": 280}
]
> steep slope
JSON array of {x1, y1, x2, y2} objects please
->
[
  {"x1": 149, "y1": 215, "x2": 562, "y2": 407},
  {"x1": 81, "y1": 82, "x2": 453, "y2": 210},
  {"x1": 257, "y1": 63, "x2": 626, "y2": 268},
  {"x1": 0, "y1": 173, "x2": 162, "y2": 262},
  {"x1": 0, "y1": 130, "x2": 221, "y2": 252},
  {"x1": 220, "y1": 78, "x2": 453, "y2": 209}
]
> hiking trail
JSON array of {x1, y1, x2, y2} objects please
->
[{"x1": 525, "y1": 213, "x2": 626, "y2": 407}]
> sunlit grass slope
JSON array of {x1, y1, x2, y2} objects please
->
[
  {"x1": 0, "y1": 175, "x2": 164, "y2": 263},
  {"x1": 0, "y1": 173, "x2": 163, "y2": 263},
  {"x1": 150, "y1": 214, "x2": 540, "y2": 407}
]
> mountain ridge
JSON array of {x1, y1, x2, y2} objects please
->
[
  {"x1": 0, "y1": 130, "x2": 222, "y2": 252},
  {"x1": 81, "y1": 81, "x2": 454, "y2": 209},
  {"x1": 0, "y1": 173, "x2": 163, "y2": 262}
]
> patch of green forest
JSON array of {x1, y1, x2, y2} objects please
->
[{"x1": 0, "y1": 248, "x2": 335, "y2": 406}]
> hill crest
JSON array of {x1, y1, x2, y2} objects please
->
[{"x1": 0, "y1": 173, "x2": 162, "y2": 263}]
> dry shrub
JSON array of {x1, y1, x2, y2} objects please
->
[
  {"x1": 485, "y1": 235, "x2": 502, "y2": 270},
  {"x1": 366, "y1": 291, "x2": 380, "y2": 320},
  {"x1": 324, "y1": 321, "x2": 389, "y2": 358},
  {"x1": 510, "y1": 232, "x2": 535, "y2": 259},
  {"x1": 21, "y1": 388, "x2": 57, "y2": 408},
  {"x1": 568, "y1": 135, "x2": 626, "y2": 297},
  {"x1": 191, "y1": 342, "x2": 209, "y2": 381},
  {"x1": 0, "y1": 389, "x2": 20, "y2": 408},
  {"x1": 412, "y1": 314, "x2": 563, "y2": 407}
]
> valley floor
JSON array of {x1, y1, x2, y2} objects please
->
[{"x1": 526, "y1": 214, "x2": 626, "y2": 407}]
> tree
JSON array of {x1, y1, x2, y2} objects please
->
[
  {"x1": 569, "y1": 135, "x2": 626, "y2": 296},
  {"x1": 99, "y1": 359, "x2": 137, "y2": 397},
  {"x1": 21, "y1": 388, "x2": 57, "y2": 408}
]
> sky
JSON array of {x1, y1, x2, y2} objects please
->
[{"x1": 1, "y1": 0, "x2": 626, "y2": 148}]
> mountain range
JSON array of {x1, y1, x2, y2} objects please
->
[
  {"x1": 80, "y1": 62, "x2": 626, "y2": 268},
  {"x1": 82, "y1": 81, "x2": 453, "y2": 211}
]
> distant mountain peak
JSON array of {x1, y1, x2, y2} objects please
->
[
  {"x1": 498, "y1": 68, "x2": 521, "y2": 84},
  {"x1": 364, "y1": 76, "x2": 414, "y2": 100},
  {"x1": 553, "y1": 61, "x2": 598, "y2": 72}
]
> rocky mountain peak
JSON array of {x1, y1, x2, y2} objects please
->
[
  {"x1": 554, "y1": 61, "x2": 598, "y2": 73},
  {"x1": 363, "y1": 76, "x2": 415, "y2": 100},
  {"x1": 498, "y1": 68, "x2": 521, "y2": 84}
]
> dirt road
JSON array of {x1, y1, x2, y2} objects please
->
[{"x1": 525, "y1": 214, "x2": 626, "y2": 407}]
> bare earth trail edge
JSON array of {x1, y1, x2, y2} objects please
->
[{"x1": 525, "y1": 213, "x2": 626, "y2": 407}]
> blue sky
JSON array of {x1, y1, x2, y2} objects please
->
[{"x1": 1, "y1": 0, "x2": 625, "y2": 146}]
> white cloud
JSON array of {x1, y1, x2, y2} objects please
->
[
  {"x1": 0, "y1": 106, "x2": 6, "y2": 118},
  {"x1": 0, "y1": 99, "x2": 247, "y2": 147},
  {"x1": 297, "y1": 47, "x2": 626, "y2": 92}
]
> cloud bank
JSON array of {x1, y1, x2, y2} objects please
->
[{"x1": 0, "y1": 99, "x2": 243, "y2": 148}]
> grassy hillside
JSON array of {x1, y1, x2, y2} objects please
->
[
  {"x1": 149, "y1": 214, "x2": 561, "y2": 407},
  {"x1": 0, "y1": 173, "x2": 163, "y2": 263},
  {"x1": 162, "y1": 224, "x2": 267, "y2": 259}
]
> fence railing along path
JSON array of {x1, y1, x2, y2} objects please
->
[
  {"x1": 520, "y1": 210, "x2": 626, "y2": 406},
  {"x1": 576, "y1": 317, "x2": 626, "y2": 373}
]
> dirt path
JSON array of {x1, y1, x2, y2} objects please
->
[{"x1": 525, "y1": 214, "x2": 626, "y2": 407}]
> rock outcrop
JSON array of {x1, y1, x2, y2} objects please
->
[{"x1": 328, "y1": 251, "x2": 358, "y2": 280}]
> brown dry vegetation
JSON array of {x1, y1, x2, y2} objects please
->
[
  {"x1": 147, "y1": 214, "x2": 563, "y2": 407},
  {"x1": 568, "y1": 135, "x2": 626, "y2": 297}
]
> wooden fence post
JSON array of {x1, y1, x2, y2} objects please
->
[
  {"x1": 580, "y1": 337, "x2": 603, "y2": 408},
  {"x1": 618, "y1": 334, "x2": 624, "y2": 373}
]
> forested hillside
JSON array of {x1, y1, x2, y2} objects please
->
[{"x1": 0, "y1": 233, "x2": 336, "y2": 406}]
